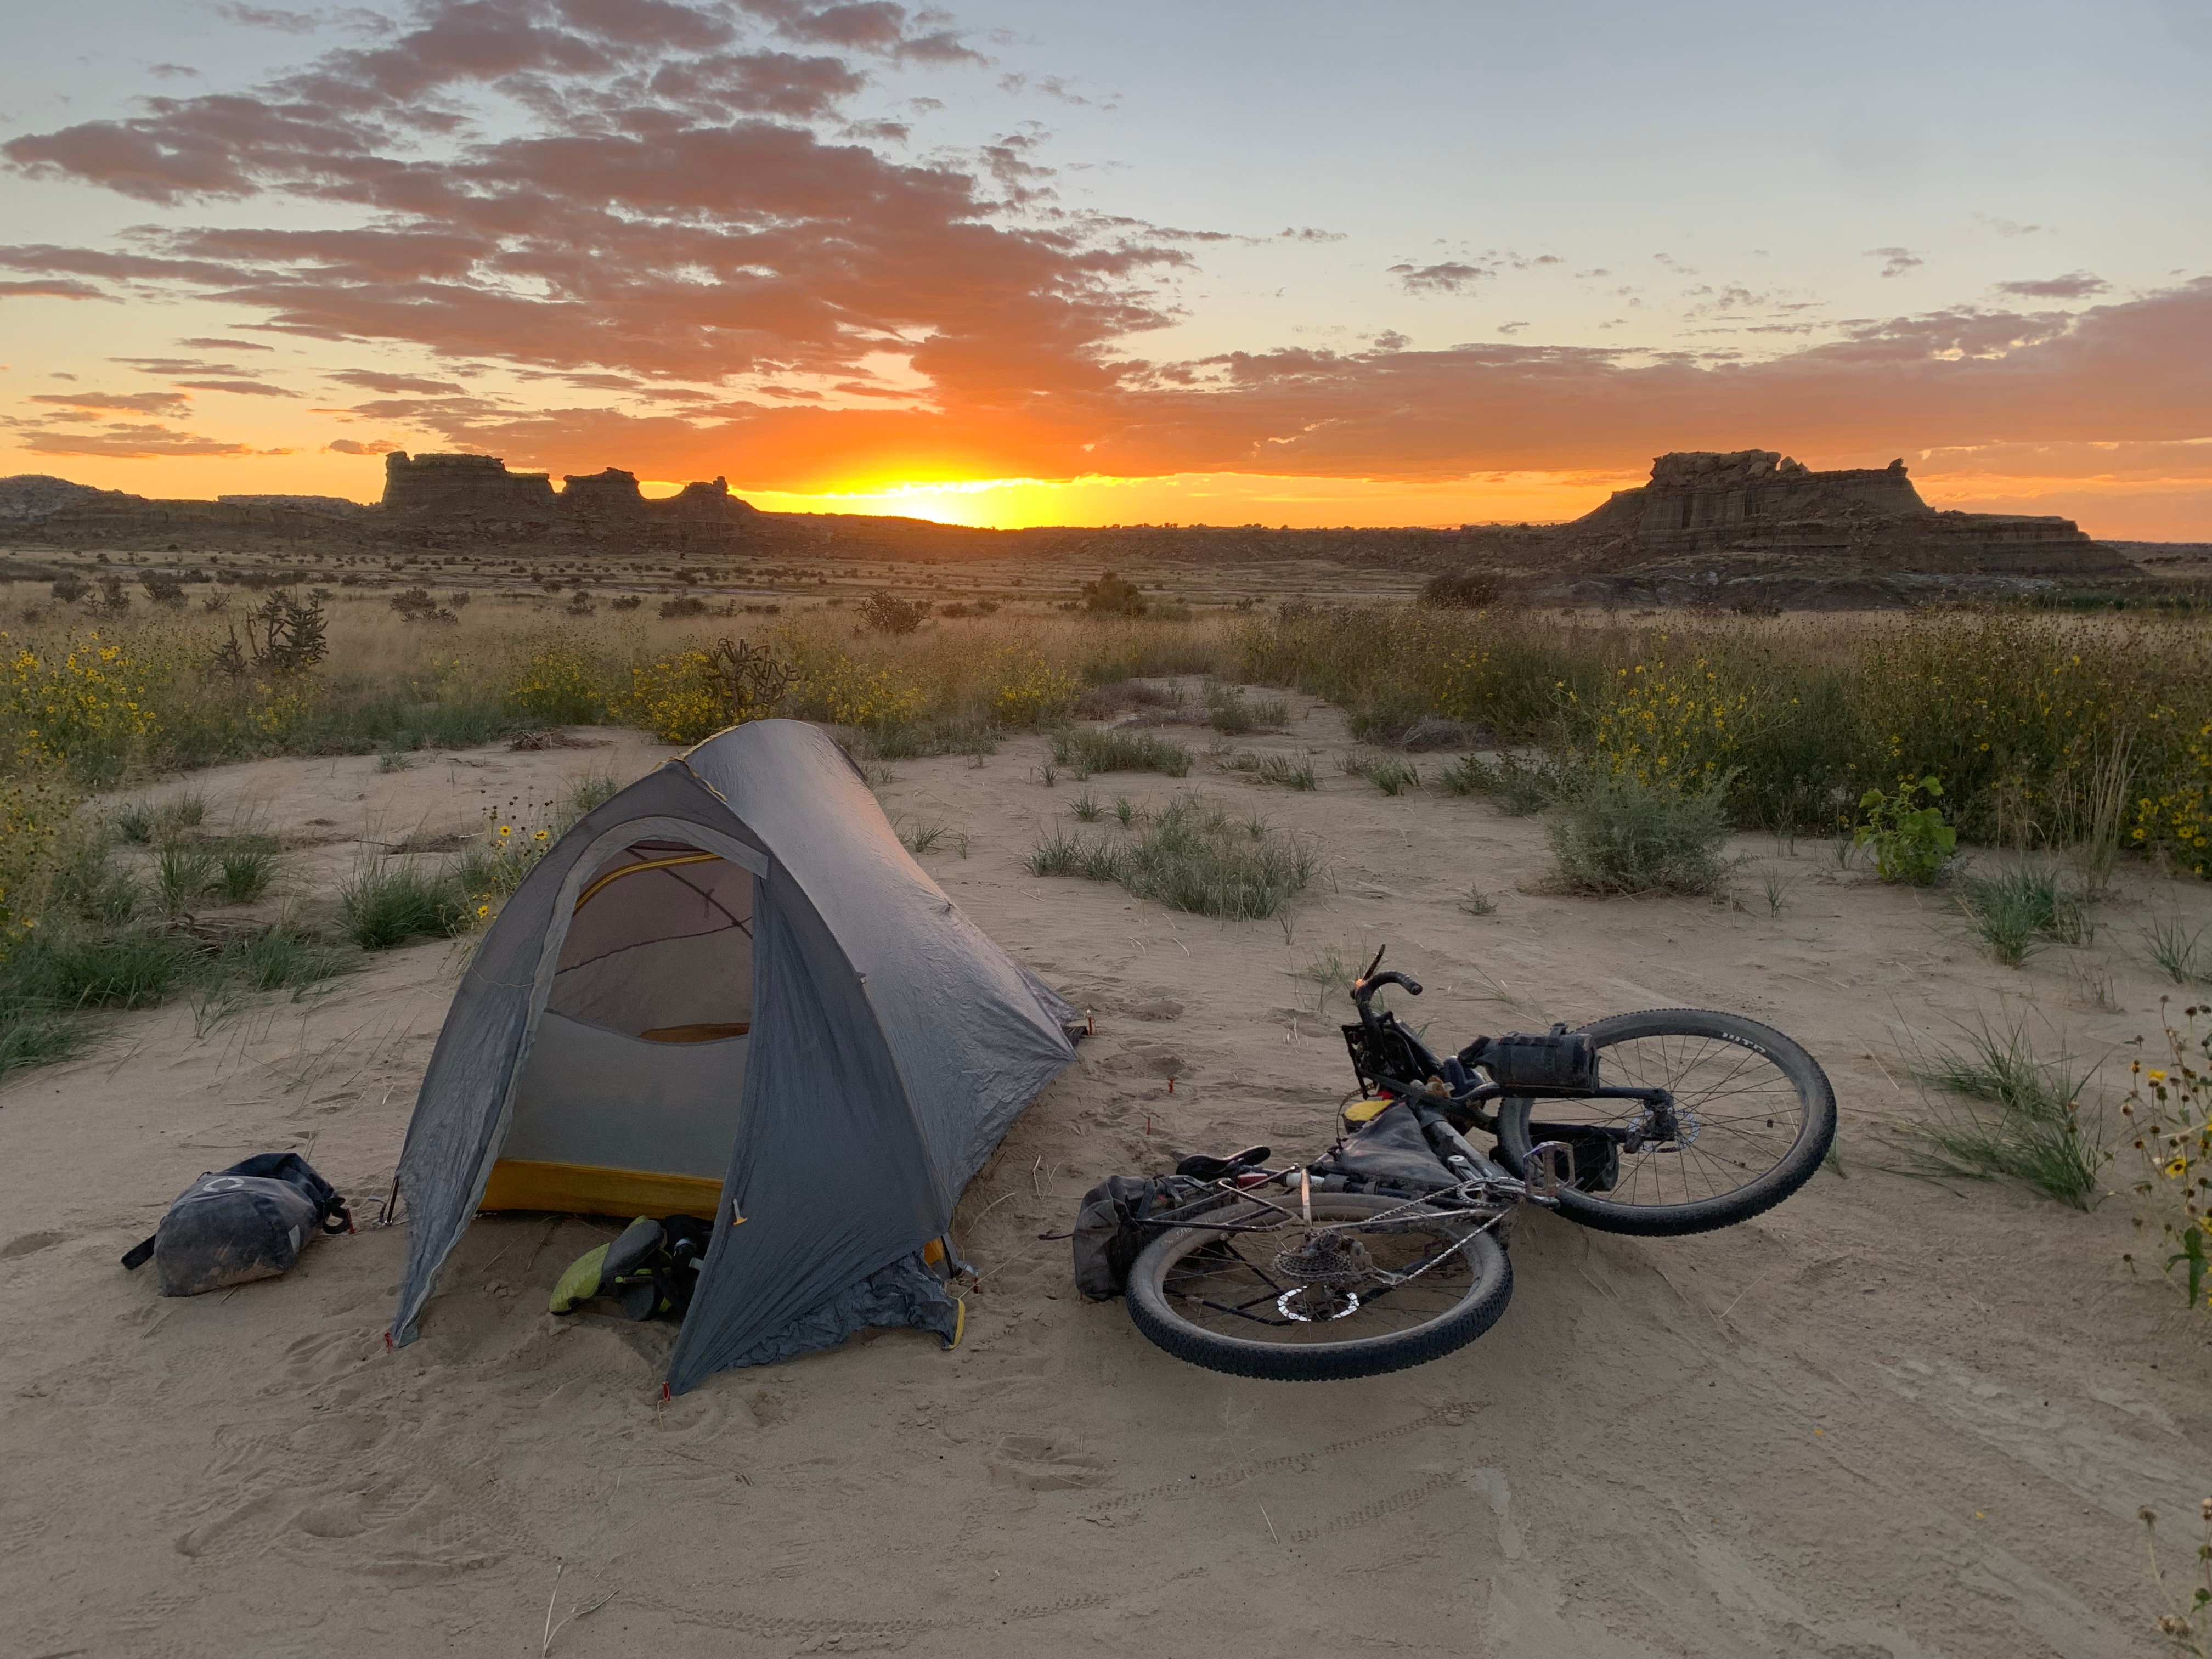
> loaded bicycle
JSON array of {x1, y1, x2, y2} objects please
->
[{"x1": 1098, "y1": 948, "x2": 1836, "y2": 1380}]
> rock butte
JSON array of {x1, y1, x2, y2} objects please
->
[{"x1": 0, "y1": 447, "x2": 2165, "y2": 607}]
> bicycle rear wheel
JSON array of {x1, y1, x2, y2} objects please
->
[
  {"x1": 1125, "y1": 1190, "x2": 1513, "y2": 1381},
  {"x1": 1494, "y1": 1008, "x2": 1835, "y2": 1237}
]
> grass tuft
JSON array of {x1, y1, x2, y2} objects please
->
[
  {"x1": 340, "y1": 861, "x2": 473, "y2": 950},
  {"x1": 2141, "y1": 912, "x2": 2212, "y2": 985},
  {"x1": 224, "y1": 927, "x2": 363, "y2": 996},
  {"x1": 1050, "y1": 726, "x2": 1192, "y2": 777},
  {"x1": 211, "y1": 839, "x2": 280, "y2": 905},
  {"x1": 1436, "y1": 752, "x2": 1565, "y2": 814},
  {"x1": 1026, "y1": 796, "x2": 1314, "y2": 919},
  {"x1": 1954, "y1": 864, "x2": 2087, "y2": 966},
  {"x1": 154, "y1": 842, "x2": 218, "y2": 912},
  {"x1": 1905, "y1": 1011, "x2": 2105, "y2": 1207}
]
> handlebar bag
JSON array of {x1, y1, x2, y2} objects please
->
[
  {"x1": 120, "y1": 1152, "x2": 352, "y2": 1297},
  {"x1": 1476, "y1": 1025, "x2": 1601, "y2": 1092}
]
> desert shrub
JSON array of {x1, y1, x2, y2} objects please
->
[
  {"x1": 508, "y1": 640, "x2": 611, "y2": 725},
  {"x1": 659, "y1": 595, "x2": 709, "y2": 620},
  {"x1": 1850, "y1": 611, "x2": 2165, "y2": 847},
  {"x1": 1855, "y1": 776, "x2": 1957, "y2": 884},
  {"x1": 1050, "y1": 726, "x2": 1192, "y2": 777},
  {"x1": 1543, "y1": 768, "x2": 1733, "y2": 896},
  {"x1": 1240, "y1": 603, "x2": 1599, "y2": 746},
  {"x1": 0, "y1": 633, "x2": 159, "y2": 787},
  {"x1": 1081, "y1": 570, "x2": 1148, "y2": 618},
  {"x1": 142, "y1": 574, "x2": 187, "y2": 606},
  {"x1": 623, "y1": 649, "x2": 725, "y2": 742},
  {"x1": 1419, "y1": 571, "x2": 1498, "y2": 608},
  {"x1": 208, "y1": 591, "x2": 328, "y2": 677},
  {"x1": 986, "y1": 646, "x2": 1078, "y2": 728},
  {"x1": 620, "y1": 639, "x2": 795, "y2": 743},
  {"x1": 610, "y1": 594, "x2": 643, "y2": 612},
  {"x1": 339, "y1": 862, "x2": 473, "y2": 949},
  {"x1": 49, "y1": 575, "x2": 87, "y2": 604},
  {"x1": 2121, "y1": 1008, "x2": 2212, "y2": 1308},
  {"x1": 857, "y1": 590, "x2": 924, "y2": 634},
  {"x1": 1204, "y1": 684, "x2": 1287, "y2": 735},
  {"x1": 1907, "y1": 1011, "x2": 2103, "y2": 1208}
]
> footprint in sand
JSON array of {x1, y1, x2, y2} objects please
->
[{"x1": 986, "y1": 1434, "x2": 1109, "y2": 1491}]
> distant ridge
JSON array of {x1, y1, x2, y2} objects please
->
[{"x1": 0, "y1": 474, "x2": 119, "y2": 523}]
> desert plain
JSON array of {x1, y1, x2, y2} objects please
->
[{"x1": 1, "y1": 637, "x2": 2207, "y2": 1658}]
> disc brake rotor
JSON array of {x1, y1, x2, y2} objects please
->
[{"x1": 1278, "y1": 1286, "x2": 1361, "y2": 1322}]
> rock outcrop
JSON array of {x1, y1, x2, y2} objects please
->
[
  {"x1": 376, "y1": 453, "x2": 761, "y2": 546},
  {"x1": 380, "y1": 452, "x2": 558, "y2": 522},
  {"x1": 1562, "y1": 449, "x2": 2116, "y2": 574}
]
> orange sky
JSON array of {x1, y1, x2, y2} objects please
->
[{"x1": 3, "y1": 1, "x2": 2208, "y2": 538}]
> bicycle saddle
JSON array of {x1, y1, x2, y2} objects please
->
[{"x1": 1174, "y1": 1146, "x2": 1271, "y2": 1180}]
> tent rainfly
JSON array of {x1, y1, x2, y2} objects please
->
[{"x1": 385, "y1": 720, "x2": 1077, "y2": 1393}]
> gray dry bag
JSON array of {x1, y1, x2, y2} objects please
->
[{"x1": 120, "y1": 1153, "x2": 352, "y2": 1297}]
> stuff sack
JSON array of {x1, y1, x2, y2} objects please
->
[
  {"x1": 1470, "y1": 1024, "x2": 1601, "y2": 1092},
  {"x1": 121, "y1": 1152, "x2": 352, "y2": 1297},
  {"x1": 1071, "y1": 1173, "x2": 1224, "y2": 1301}
]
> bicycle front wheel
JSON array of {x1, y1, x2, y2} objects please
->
[
  {"x1": 1125, "y1": 1191, "x2": 1513, "y2": 1381},
  {"x1": 1494, "y1": 1008, "x2": 1835, "y2": 1237}
]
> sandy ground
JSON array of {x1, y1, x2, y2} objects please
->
[{"x1": 6, "y1": 695, "x2": 2211, "y2": 1659}]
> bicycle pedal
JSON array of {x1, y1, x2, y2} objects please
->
[{"x1": 1522, "y1": 1140, "x2": 1575, "y2": 1201}]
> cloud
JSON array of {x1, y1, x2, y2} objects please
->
[
  {"x1": 29, "y1": 388, "x2": 193, "y2": 415},
  {"x1": 1974, "y1": 214, "x2": 2047, "y2": 237},
  {"x1": 177, "y1": 336, "x2": 276, "y2": 351},
  {"x1": 1390, "y1": 261, "x2": 1490, "y2": 295},
  {"x1": 149, "y1": 64, "x2": 202, "y2": 80},
  {"x1": 325, "y1": 437, "x2": 402, "y2": 453},
  {"x1": 0, "y1": 278, "x2": 116, "y2": 300},
  {"x1": 1866, "y1": 247, "x2": 1923, "y2": 278},
  {"x1": 11, "y1": 421, "x2": 264, "y2": 457},
  {"x1": 212, "y1": 4, "x2": 321, "y2": 32},
  {"x1": 0, "y1": 0, "x2": 1186, "y2": 415},
  {"x1": 1995, "y1": 270, "x2": 2110, "y2": 300},
  {"x1": 114, "y1": 356, "x2": 262, "y2": 375},
  {"x1": 327, "y1": 369, "x2": 469, "y2": 394},
  {"x1": 1280, "y1": 227, "x2": 1345, "y2": 243},
  {"x1": 174, "y1": 378, "x2": 301, "y2": 396}
]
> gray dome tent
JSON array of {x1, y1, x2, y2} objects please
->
[{"x1": 386, "y1": 720, "x2": 1077, "y2": 1393}]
